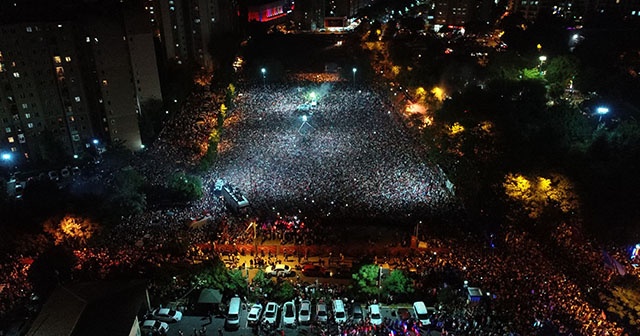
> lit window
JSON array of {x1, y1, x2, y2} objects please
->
[
  {"x1": 86, "y1": 36, "x2": 91, "y2": 43},
  {"x1": 8, "y1": 136, "x2": 14, "y2": 143},
  {"x1": 26, "y1": 26, "x2": 32, "y2": 32},
  {"x1": 11, "y1": 147, "x2": 16, "y2": 152},
  {"x1": 102, "y1": 80, "x2": 108, "y2": 86},
  {"x1": 65, "y1": 56, "x2": 71, "y2": 62},
  {"x1": 13, "y1": 72, "x2": 19, "y2": 78},
  {"x1": 21, "y1": 103, "x2": 28, "y2": 109},
  {"x1": 57, "y1": 24, "x2": 63, "y2": 28},
  {"x1": 27, "y1": 122, "x2": 34, "y2": 128},
  {"x1": 5, "y1": 127, "x2": 11, "y2": 133},
  {"x1": 54, "y1": 56, "x2": 62, "y2": 64},
  {"x1": 75, "y1": 96, "x2": 81, "y2": 102},
  {"x1": 72, "y1": 134, "x2": 80, "y2": 141},
  {"x1": 18, "y1": 134, "x2": 25, "y2": 143},
  {"x1": 25, "y1": 113, "x2": 31, "y2": 119}
]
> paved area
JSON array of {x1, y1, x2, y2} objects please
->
[{"x1": 161, "y1": 303, "x2": 442, "y2": 336}]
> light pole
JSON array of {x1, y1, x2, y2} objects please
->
[
  {"x1": 261, "y1": 67, "x2": 266, "y2": 87},
  {"x1": 352, "y1": 67, "x2": 357, "y2": 87},
  {"x1": 596, "y1": 106, "x2": 609, "y2": 122},
  {"x1": 378, "y1": 265, "x2": 382, "y2": 303},
  {"x1": 538, "y1": 55, "x2": 547, "y2": 75}
]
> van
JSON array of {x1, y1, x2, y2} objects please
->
[
  {"x1": 333, "y1": 299, "x2": 346, "y2": 323},
  {"x1": 225, "y1": 297, "x2": 241, "y2": 330},
  {"x1": 413, "y1": 301, "x2": 430, "y2": 325}
]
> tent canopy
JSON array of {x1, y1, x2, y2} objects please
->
[{"x1": 198, "y1": 288, "x2": 222, "y2": 304}]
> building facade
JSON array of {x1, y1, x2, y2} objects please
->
[
  {"x1": 0, "y1": 1, "x2": 163, "y2": 165},
  {"x1": 145, "y1": 0, "x2": 239, "y2": 70},
  {"x1": 0, "y1": 22, "x2": 94, "y2": 163}
]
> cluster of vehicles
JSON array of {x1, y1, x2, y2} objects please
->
[
  {"x1": 225, "y1": 297, "x2": 436, "y2": 331},
  {"x1": 139, "y1": 308, "x2": 183, "y2": 335},
  {"x1": 6, "y1": 166, "x2": 81, "y2": 199}
]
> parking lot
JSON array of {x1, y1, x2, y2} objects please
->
[{"x1": 156, "y1": 303, "x2": 440, "y2": 336}]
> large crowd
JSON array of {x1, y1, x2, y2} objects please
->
[
  {"x1": 0, "y1": 77, "x2": 636, "y2": 336},
  {"x1": 215, "y1": 82, "x2": 456, "y2": 219}
]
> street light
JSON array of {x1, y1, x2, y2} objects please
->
[
  {"x1": 1, "y1": 153, "x2": 11, "y2": 161},
  {"x1": 538, "y1": 56, "x2": 547, "y2": 75},
  {"x1": 352, "y1": 67, "x2": 357, "y2": 87},
  {"x1": 261, "y1": 67, "x2": 266, "y2": 87},
  {"x1": 597, "y1": 106, "x2": 609, "y2": 122}
]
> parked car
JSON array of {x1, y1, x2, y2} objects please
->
[
  {"x1": 71, "y1": 166, "x2": 81, "y2": 176},
  {"x1": 262, "y1": 302, "x2": 279, "y2": 325},
  {"x1": 316, "y1": 302, "x2": 328, "y2": 323},
  {"x1": 412, "y1": 301, "x2": 430, "y2": 325},
  {"x1": 60, "y1": 167, "x2": 70, "y2": 178},
  {"x1": 282, "y1": 301, "x2": 296, "y2": 327},
  {"x1": 140, "y1": 319, "x2": 169, "y2": 335},
  {"x1": 265, "y1": 264, "x2": 291, "y2": 277},
  {"x1": 247, "y1": 303, "x2": 263, "y2": 326},
  {"x1": 352, "y1": 303, "x2": 364, "y2": 323},
  {"x1": 301, "y1": 264, "x2": 329, "y2": 277},
  {"x1": 298, "y1": 300, "x2": 311, "y2": 325},
  {"x1": 333, "y1": 299, "x2": 347, "y2": 323},
  {"x1": 368, "y1": 304, "x2": 382, "y2": 325},
  {"x1": 327, "y1": 265, "x2": 352, "y2": 279},
  {"x1": 151, "y1": 308, "x2": 182, "y2": 323}
]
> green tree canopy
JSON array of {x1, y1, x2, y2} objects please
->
[
  {"x1": 194, "y1": 258, "x2": 247, "y2": 297},
  {"x1": 250, "y1": 270, "x2": 274, "y2": 301},
  {"x1": 382, "y1": 269, "x2": 414, "y2": 296},
  {"x1": 272, "y1": 280, "x2": 295, "y2": 302},
  {"x1": 352, "y1": 264, "x2": 382, "y2": 298},
  {"x1": 168, "y1": 172, "x2": 203, "y2": 201}
]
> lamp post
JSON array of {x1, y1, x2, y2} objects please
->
[
  {"x1": 261, "y1": 67, "x2": 266, "y2": 88},
  {"x1": 538, "y1": 55, "x2": 547, "y2": 75},
  {"x1": 596, "y1": 106, "x2": 609, "y2": 122},
  {"x1": 378, "y1": 265, "x2": 382, "y2": 302},
  {"x1": 352, "y1": 67, "x2": 357, "y2": 87}
]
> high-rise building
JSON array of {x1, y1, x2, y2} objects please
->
[
  {"x1": 434, "y1": 0, "x2": 473, "y2": 26},
  {"x1": 146, "y1": 0, "x2": 239, "y2": 70},
  {"x1": 0, "y1": 0, "x2": 163, "y2": 165},
  {"x1": 0, "y1": 22, "x2": 94, "y2": 162}
]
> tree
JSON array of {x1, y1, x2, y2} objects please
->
[
  {"x1": 168, "y1": 172, "x2": 203, "y2": 201},
  {"x1": 250, "y1": 270, "x2": 274, "y2": 301},
  {"x1": 43, "y1": 214, "x2": 100, "y2": 247},
  {"x1": 272, "y1": 280, "x2": 295, "y2": 302},
  {"x1": 382, "y1": 270, "x2": 414, "y2": 297},
  {"x1": 106, "y1": 168, "x2": 147, "y2": 218},
  {"x1": 227, "y1": 269, "x2": 248, "y2": 296},
  {"x1": 352, "y1": 264, "x2": 382, "y2": 298}
]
